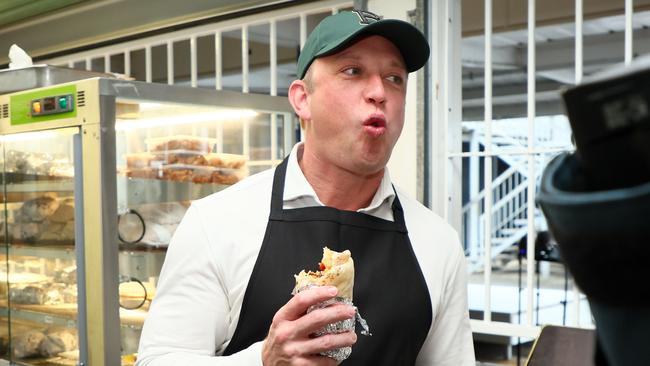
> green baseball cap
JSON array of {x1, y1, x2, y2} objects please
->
[{"x1": 296, "y1": 9, "x2": 430, "y2": 79}]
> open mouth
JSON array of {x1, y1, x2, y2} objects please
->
[
  {"x1": 364, "y1": 117, "x2": 386, "y2": 128},
  {"x1": 363, "y1": 116, "x2": 387, "y2": 138}
]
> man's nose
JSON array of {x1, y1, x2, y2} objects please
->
[{"x1": 364, "y1": 74, "x2": 386, "y2": 105}]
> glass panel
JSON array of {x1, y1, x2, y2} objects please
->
[
  {"x1": 130, "y1": 49, "x2": 146, "y2": 82},
  {"x1": 306, "y1": 12, "x2": 329, "y2": 34},
  {"x1": 249, "y1": 113, "x2": 271, "y2": 161},
  {"x1": 249, "y1": 23, "x2": 271, "y2": 95},
  {"x1": 276, "y1": 17, "x2": 300, "y2": 96},
  {"x1": 114, "y1": 100, "x2": 295, "y2": 360},
  {"x1": 72, "y1": 61, "x2": 85, "y2": 71},
  {"x1": 222, "y1": 30, "x2": 243, "y2": 92},
  {"x1": 197, "y1": 34, "x2": 216, "y2": 89},
  {"x1": 275, "y1": 113, "x2": 286, "y2": 160},
  {"x1": 2, "y1": 129, "x2": 80, "y2": 365},
  {"x1": 151, "y1": 45, "x2": 167, "y2": 84},
  {"x1": 173, "y1": 40, "x2": 192, "y2": 85},
  {"x1": 111, "y1": 54, "x2": 126, "y2": 75},
  {"x1": 91, "y1": 57, "x2": 105, "y2": 73},
  {"x1": 633, "y1": 10, "x2": 650, "y2": 59}
]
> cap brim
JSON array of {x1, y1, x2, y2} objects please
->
[{"x1": 314, "y1": 19, "x2": 430, "y2": 73}]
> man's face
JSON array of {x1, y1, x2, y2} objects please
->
[{"x1": 301, "y1": 35, "x2": 408, "y2": 176}]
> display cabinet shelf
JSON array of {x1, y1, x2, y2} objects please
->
[
  {"x1": 0, "y1": 305, "x2": 76, "y2": 330},
  {"x1": 119, "y1": 175, "x2": 230, "y2": 206},
  {"x1": 8, "y1": 244, "x2": 75, "y2": 261}
]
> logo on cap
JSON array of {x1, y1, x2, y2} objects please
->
[{"x1": 352, "y1": 9, "x2": 383, "y2": 25}]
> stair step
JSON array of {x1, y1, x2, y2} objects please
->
[
  {"x1": 513, "y1": 218, "x2": 528, "y2": 226},
  {"x1": 499, "y1": 227, "x2": 526, "y2": 235}
]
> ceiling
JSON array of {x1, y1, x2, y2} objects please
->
[
  {"x1": 0, "y1": 0, "x2": 87, "y2": 28},
  {"x1": 0, "y1": 0, "x2": 300, "y2": 66}
]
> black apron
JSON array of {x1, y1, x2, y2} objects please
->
[{"x1": 223, "y1": 158, "x2": 432, "y2": 365}]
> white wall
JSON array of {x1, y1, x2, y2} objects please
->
[{"x1": 367, "y1": 0, "x2": 419, "y2": 198}]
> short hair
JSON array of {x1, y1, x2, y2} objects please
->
[
  {"x1": 299, "y1": 66, "x2": 315, "y2": 129},
  {"x1": 302, "y1": 66, "x2": 315, "y2": 93}
]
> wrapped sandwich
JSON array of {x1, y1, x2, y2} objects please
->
[
  {"x1": 294, "y1": 247, "x2": 354, "y2": 299},
  {"x1": 293, "y1": 247, "x2": 370, "y2": 363}
]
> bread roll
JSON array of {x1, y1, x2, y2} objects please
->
[
  {"x1": 12, "y1": 330, "x2": 45, "y2": 359},
  {"x1": 19, "y1": 193, "x2": 59, "y2": 222},
  {"x1": 38, "y1": 329, "x2": 78, "y2": 357}
]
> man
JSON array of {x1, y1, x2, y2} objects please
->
[{"x1": 136, "y1": 9, "x2": 474, "y2": 366}]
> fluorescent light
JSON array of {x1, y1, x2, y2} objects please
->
[
  {"x1": 138, "y1": 102, "x2": 164, "y2": 111},
  {"x1": 115, "y1": 109, "x2": 258, "y2": 131}
]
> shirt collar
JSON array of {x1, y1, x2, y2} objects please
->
[{"x1": 283, "y1": 143, "x2": 395, "y2": 211}]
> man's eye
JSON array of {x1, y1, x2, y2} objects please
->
[
  {"x1": 343, "y1": 67, "x2": 360, "y2": 76},
  {"x1": 386, "y1": 75, "x2": 404, "y2": 84}
]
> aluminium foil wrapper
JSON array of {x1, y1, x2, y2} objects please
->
[{"x1": 293, "y1": 285, "x2": 371, "y2": 363}]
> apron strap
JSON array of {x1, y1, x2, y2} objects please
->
[
  {"x1": 390, "y1": 186, "x2": 408, "y2": 233},
  {"x1": 269, "y1": 157, "x2": 289, "y2": 218}
]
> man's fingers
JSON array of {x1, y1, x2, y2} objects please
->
[
  {"x1": 274, "y1": 286, "x2": 338, "y2": 321},
  {"x1": 291, "y1": 355, "x2": 338, "y2": 366},
  {"x1": 291, "y1": 331, "x2": 358, "y2": 357},
  {"x1": 293, "y1": 303, "x2": 356, "y2": 337}
]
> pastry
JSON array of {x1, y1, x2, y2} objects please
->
[
  {"x1": 162, "y1": 168, "x2": 193, "y2": 182},
  {"x1": 211, "y1": 171, "x2": 240, "y2": 185},
  {"x1": 165, "y1": 154, "x2": 207, "y2": 166},
  {"x1": 19, "y1": 193, "x2": 60, "y2": 222},
  {"x1": 39, "y1": 222, "x2": 67, "y2": 241},
  {"x1": 38, "y1": 329, "x2": 78, "y2": 357},
  {"x1": 11, "y1": 222, "x2": 42, "y2": 242},
  {"x1": 48, "y1": 198, "x2": 75, "y2": 223},
  {"x1": 12, "y1": 330, "x2": 45, "y2": 359},
  {"x1": 148, "y1": 137, "x2": 212, "y2": 153},
  {"x1": 206, "y1": 153, "x2": 247, "y2": 169}
]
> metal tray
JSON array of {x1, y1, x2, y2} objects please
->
[{"x1": 0, "y1": 65, "x2": 113, "y2": 94}]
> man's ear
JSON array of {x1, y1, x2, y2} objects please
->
[{"x1": 288, "y1": 79, "x2": 311, "y2": 122}]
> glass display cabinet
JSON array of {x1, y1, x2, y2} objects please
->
[{"x1": 0, "y1": 76, "x2": 297, "y2": 366}]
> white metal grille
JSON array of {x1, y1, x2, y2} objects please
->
[
  {"x1": 441, "y1": 0, "x2": 643, "y2": 341},
  {"x1": 44, "y1": 0, "x2": 352, "y2": 96}
]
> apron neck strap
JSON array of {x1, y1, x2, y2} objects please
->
[{"x1": 270, "y1": 157, "x2": 289, "y2": 215}]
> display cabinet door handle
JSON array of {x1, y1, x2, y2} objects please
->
[{"x1": 117, "y1": 209, "x2": 146, "y2": 244}]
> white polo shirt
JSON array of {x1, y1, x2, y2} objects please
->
[{"x1": 136, "y1": 143, "x2": 475, "y2": 366}]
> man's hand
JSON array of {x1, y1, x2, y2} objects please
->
[{"x1": 262, "y1": 286, "x2": 357, "y2": 366}]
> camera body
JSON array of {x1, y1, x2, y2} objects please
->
[{"x1": 563, "y1": 56, "x2": 650, "y2": 191}]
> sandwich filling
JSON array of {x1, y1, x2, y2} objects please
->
[{"x1": 294, "y1": 247, "x2": 354, "y2": 300}]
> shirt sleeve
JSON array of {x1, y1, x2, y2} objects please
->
[
  {"x1": 416, "y1": 241, "x2": 475, "y2": 366},
  {"x1": 135, "y1": 204, "x2": 263, "y2": 366}
]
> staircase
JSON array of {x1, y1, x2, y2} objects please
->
[{"x1": 462, "y1": 120, "x2": 567, "y2": 272}]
